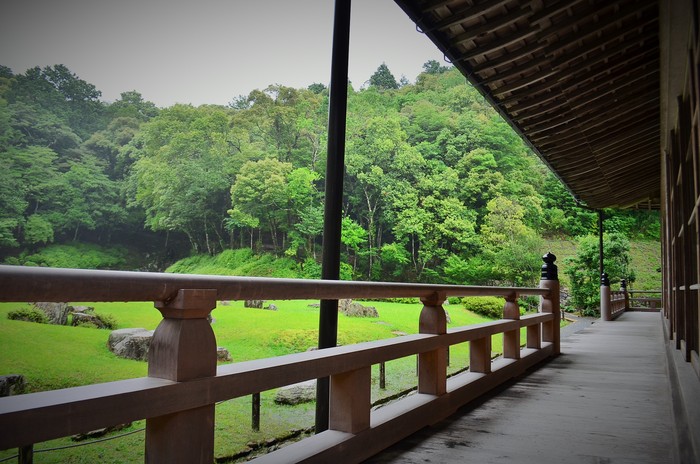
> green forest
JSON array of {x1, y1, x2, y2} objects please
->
[{"x1": 0, "y1": 62, "x2": 660, "y2": 291}]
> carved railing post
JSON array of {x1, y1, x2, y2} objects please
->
[
  {"x1": 600, "y1": 272, "x2": 611, "y2": 321},
  {"x1": 503, "y1": 293, "x2": 520, "y2": 360},
  {"x1": 146, "y1": 289, "x2": 218, "y2": 464},
  {"x1": 418, "y1": 292, "x2": 447, "y2": 395},
  {"x1": 540, "y1": 252, "x2": 560, "y2": 355},
  {"x1": 621, "y1": 278, "x2": 629, "y2": 311}
]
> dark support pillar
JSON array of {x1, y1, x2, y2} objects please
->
[
  {"x1": 316, "y1": 0, "x2": 351, "y2": 434},
  {"x1": 598, "y1": 210, "x2": 604, "y2": 279},
  {"x1": 598, "y1": 211, "x2": 612, "y2": 321},
  {"x1": 19, "y1": 445, "x2": 33, "y2": 464},
  {"x1": 252, "y1": 392, "x2": 260, "y2": 432}
]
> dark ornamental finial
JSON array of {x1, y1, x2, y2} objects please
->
[
  {"x1": 541, "y1": 252, "x2": 558, "y2": 280},
  {"x1": 600, "y1": 272, "x2": 610, "y2": 286}
]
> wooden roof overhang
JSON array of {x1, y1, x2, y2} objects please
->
[{"x1": 393, "y1": 0, "x2": 661, "y2": 209}]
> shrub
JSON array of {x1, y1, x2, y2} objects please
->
[
  {"x1": 461, "y1": 296, "x2": 504, "y2": 319},
  {"x1": 363, "y1": 297, "x2": 421, "y2": 304},
  {"x1": 8, "y1": 307, "x2": 49, "y2": 324},
  {"x1": 10, "y1": 243, "x2": 129, "y2": 269},
  {"x1": 564, "y1": 233, "x2": 632, "y2": 312},
  {"x1": 71, "y1": 309, "x2": 118, "y2": 330}
]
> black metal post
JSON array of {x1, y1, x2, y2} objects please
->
[
  {"x1": 252, "y1": 392, "x2": 260, "y2": 432},
  {"x1": 598, "y1": 210, "x2": 604, "y2": 279},
  {"x1": 379, "y1": 362, "x2": 386, "y2": 390},
  {"x1": 19, "y1": 445, "x2": 33, "y2": 464},
  {"x1": 316, "y1": 0, "x2": 351, "y2": 434}
]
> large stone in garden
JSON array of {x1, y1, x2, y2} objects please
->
[
  {"x1": 71, "y1": 311, "x2": 110, "y2": 329},
  {"x1": 338, "y1": 299, "x2": 379, "y2": 318},
  {"x1": 245, "y1": 300, "x2": 264, "y2": 308},
  {"x1": 274, "y1": 380, "x2": 316, "y2": 405},
  {"x1": 108, "y1": 328, "x2": 153, "y2": 361},
  {"x1": 0, "y1": 374, "x2": 25, "y2": 397},
  {"x1": 33, "y1": 302, "x2": 70, "y2": 325},
  {"x1": 217, "y1": 347, "x2": 232, "y2": 362}
]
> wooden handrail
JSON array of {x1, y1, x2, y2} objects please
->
[
  {"x1": 0, "y1": 265, "x2": 547, "y2": 303},
  {"x1": 0, "y1": 264, "x2": 560, "y2": 463}
]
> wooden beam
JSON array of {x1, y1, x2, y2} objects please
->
[
  {"x1": 425, "y1": 0, "x2": 517, "y2": 33},
  {"x1": 453, "y1": 26, "x2": 539, "y2": 63},
  {"x1": 450, "y1": 6, "x2": 531, "y2": 47},
  {"x1": 550, "y1": 18, "x2": 658, "y2": 71}
]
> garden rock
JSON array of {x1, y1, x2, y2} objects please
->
[
  {"x1": 71, "y1": 312, "x2": 110, "y2": 329},
  {"x1": 338, "y1": 299, "x2": 379, "y2": 318},
  {"x1": 34, "y1": 302, "x2": 71, "y2": 325},
  {"x1": 72, "y1": 423, "x2": 132, "y2": 441},
  {"x1": 217, "y1": 347, "x2": 232, "y2": 362},
  {"x1": 266, "y1": 303, "x2": 278, "y2": 311},
  {"x1": 108, "y1": 328, "x2": 153, "y2": 361},
  {"x1": 0, "y1": 374, "x2": 25, "y2": 396},
  {"x1": 68, "y1": 305, "x2": 94, "y2": 314},
  {"x1": 274, "y1": 379, "x2": 316, "y2": 405},
  {"x1": 245, "y1": 300, "x2": 264, "y2": 308}
]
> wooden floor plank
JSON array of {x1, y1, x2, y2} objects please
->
[{"x1": 366, "y1": 312, "x2": 677, "y2": 464}]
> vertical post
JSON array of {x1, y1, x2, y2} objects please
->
[
  {"x1": 18, "y1": 445, "x2": 33, "y2": 464},
  {"x1": 540, "y1": 252, "x2": 560, "y2": 355},
  {"x1": 503, "y1": 293, "x2": 520, "y2": 359},
  {"x1": 329, "y1": 367, "x2": 371, "y2": 434},
  {"x1": 418, "y1": 292, "x2": 447, "y2": 395},
  {"x1": 317, "y1": 0, "x2": 352, "y2": 434},
  {"x1": 470, "y1": 336, "x2": 492, "y2": 373},
  {"x1": 252, "y1": 393, "x2": 261, "y2": 432},
  {"x1": 598, "y1": 210, "x2": 605, "y2": 279},
  {"x1": 621, "y1": 278, "x2": 629, "y2": 312},
  {"x1": 146, "y1": 289, "x2": 217, "y2": 464},
  {"x1": 600, "y1": 272, "x2": 611, "y2": 321},
  {"x1": 379, "y1": 362, "x2": 386, "y2": 390}
]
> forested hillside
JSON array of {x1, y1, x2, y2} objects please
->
[{"x1": 0, "y1": 62, "x2": 659, "y2": 286}]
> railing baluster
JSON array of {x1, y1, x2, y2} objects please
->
[
  {"x1": 329, "y1": 367, "x2": 371, "y2": 434},
  {"x1": 503, "y1": 293, "x2": 520, "y2": 360},
  {"x1": 146, "y1": 288, "x2": 218, "y2": 464},
  {"x1": 418, "y1": 292, "x2": 448, "y2": 395},
  {"x1": 469, "y1": 336, "x2": 492, "y2": 374}
]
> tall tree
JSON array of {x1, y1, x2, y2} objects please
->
[
  {"x1": 368, "y1": 63, "x2": 399, "y2": 90},
  {"x1": 128, "y1": 105, "x2": 238, "y2": 254}
]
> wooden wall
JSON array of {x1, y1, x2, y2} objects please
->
[{"x1": 662, "y1": 0, "x2": 700, "y2": 378}]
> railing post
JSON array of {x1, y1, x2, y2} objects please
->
[
  {"x1": 540, "y1": 252, "x2": 560, "y2": 355},
  {"x1": 146, "y1": 289, "x2": 218, "y2": 464},
  {"x1": 600, "y1": 272, "x2": 611, "y2": 321},
  {"x1": 621, "y1": 279, "x2": 629, "y2": 311},
  {"x1": 503, "y1": 293, "x2": 520, "y2": 360},
  {"x1": 418, "y1": 292, "x2": 447, "y2": 395}
]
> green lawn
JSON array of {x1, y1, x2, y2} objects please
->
[{"x1": 0, "y1": 299, "x2": 518, "y2": 462}]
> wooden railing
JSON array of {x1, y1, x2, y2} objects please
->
[
  {"x1": 0, "y1": 261, "x2": 560, "y2": 463},
  {"x1": 628, "y1": 290, "x2": 662, "y2": 311},
  {"x1": 609, "y1": 290, "x2": 627, "y2": 319}
]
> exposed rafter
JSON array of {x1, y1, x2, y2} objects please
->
[{"x1": 394, "y1": 0, "x2": 661, "y2": 209}]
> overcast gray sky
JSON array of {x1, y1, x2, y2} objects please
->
[{"x1": 0, "y1": 0, "x2": 448, "y2": 107}]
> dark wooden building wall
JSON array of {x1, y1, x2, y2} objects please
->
[{"x1": 663, "y1": 0, "x2": 700, "y2": 378}]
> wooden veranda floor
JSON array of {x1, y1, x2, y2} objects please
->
[{"x1": 366, "y1": 312, "x2": 678, "y2": 464}]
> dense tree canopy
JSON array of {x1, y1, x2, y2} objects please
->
[{"x1": 0, "y1": 62, "x2": 660, "y2": 288}]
